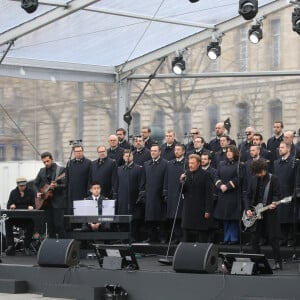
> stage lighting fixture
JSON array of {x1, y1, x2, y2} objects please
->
[
  {"x1": 207, "y1": 42, "x2": 221, "y2": 60},
  {"x1": 292, "y1": 7, "x2": 300, "y2": 35},
  {"x1": 172, "y1": 56, "x2": 186, "y2": 75},
  {"x1": 248, "y1": 24, "x2": 262, "y2": 44},
  {"x1": 21, "y1": 0, "x2": 38, "y2": 13},
  {"x1": 239, "y1": 0, "x2": 258, "y2": 20},
  {"x1": 189, "y1": 0, "x2": 200, "y2": 2}
]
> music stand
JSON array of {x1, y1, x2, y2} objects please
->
[
  {"x1": 93, "y1": 244, "x2": 139, "y2": 270},
  {"x1": 219, "y1": 252, "x2": 273, "y2": 275}
]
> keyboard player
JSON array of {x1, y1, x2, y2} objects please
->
[{"x1": 5, "y1": 177, "x2": 35, "y2": 256}]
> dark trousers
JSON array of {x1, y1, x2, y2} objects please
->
[
  {"x1": 146, "y1": 221, "x2": 167, "y2": 242},
  {"x1": 46, "y1": 208, "x2": 65, "y2": 239},
  {"x1": 182, "y1": 229, "x2": 208, "y2": 243},
  {"x1": 5, "y1": 218, "x2": 34, "y2": 248},
  {"x1": 251, "y1": 220, "x2": 282, "y2": 263}
]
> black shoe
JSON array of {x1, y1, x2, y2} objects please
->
[
  {"x1": 24, "y1": 248, "x2": 31, "y2": 256},
  {"x1": 272, "y1": 262, "x2": 282, "y2": 270},
  {"x1": 228, "y1": 241, "x2": 239, "y2": 245},
  {"x1": 219, "y1": 241, "x2": 228, "y2": 245},
  {"x1": 5, "y1": 246, "x2": 16, "y2": 256}
]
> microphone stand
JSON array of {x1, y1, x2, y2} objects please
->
[{"x1": 158, "y1": 159, "x2": 187, "y2": 265}]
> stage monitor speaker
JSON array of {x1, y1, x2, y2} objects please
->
[
  {"x1": 173, "y1": 242, "x2": 218, "y2": 274},
  {"x1": 37, "y1": 238, "x2": 80, "y2": 267}
]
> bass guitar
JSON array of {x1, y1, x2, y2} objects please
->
[
  {"x1": 35, "y1": 173, "x2": 65, "y2": 210},
  {"x1": 242, "y1": 196, "x2": 292, "y2": 229}
]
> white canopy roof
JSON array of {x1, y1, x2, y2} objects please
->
[{"x1": 0, "y1": 0, "x2": 292, "y2": 81}]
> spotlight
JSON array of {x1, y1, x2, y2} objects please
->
[
  {"x1": 207, "y1": 42, "x2": 221, "y2": 60},
  {"x1": 21, "y1": 0, "x2": 38, "y2": 13},
  {"x1": 248, "y1": 24, "x2": 262, "y2": 44},
  {"x1": 239, "y1": 0, "x2": 258, "y2": 20},
  {"x1": 189, "y1": 0, "x2": 200, "y2": 2},
  {"x1": 292, "y1": 7, "x2": 300, "y2": 35},
  {"x1": 172, "y1": 56, "x2": 186, "y2": 75}
]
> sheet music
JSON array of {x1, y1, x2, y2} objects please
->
[
  {"x1": 102, "y1": 200, "x2": 115, "y2": 216},
  {"x1": 73, "y1": 200, "x2": 98, "y2": 216}
]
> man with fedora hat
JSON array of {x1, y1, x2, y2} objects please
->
[{"x1": 5, "y1": 177, "x2": 35, "y2": 256}]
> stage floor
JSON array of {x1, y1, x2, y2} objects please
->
[{"x1": 0, "y1": 244, "x2": 300, "y2": 300}]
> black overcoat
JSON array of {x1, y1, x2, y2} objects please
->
[
  {"x1": 141, "y1": 158, "x2": 168, "y2": 221},
  {"x1": 181, "y1": 167, "x2": 213, "y2": 230}
]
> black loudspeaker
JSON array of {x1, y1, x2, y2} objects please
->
[
  {"x1": 173, "y1": 242, "x2": 218, "y2": 274},
  {"x1": 37, "y1": 239, "x2": 80, "y2": 267}
]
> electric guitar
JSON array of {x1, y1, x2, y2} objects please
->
[
  {"x1": 35, "y1": 173, "x2": 65, "y2": 210},
  {"x1": 242, "y1": 196, "x2": 292, "y2": 229}
]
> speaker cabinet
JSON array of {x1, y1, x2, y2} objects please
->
[
  {"x1": 37, "y1": 239, "x2": 80, "y2": 267},
  {"x1": 173, "y1": 242, "x2": 218, "y2": 274}
]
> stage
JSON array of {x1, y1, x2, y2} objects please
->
[{"x1": 0, "y1": 243, "x2": 299, "y2": 300}]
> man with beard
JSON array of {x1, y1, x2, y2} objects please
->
[
  {"x1": 180, "y1": 154, "x2": 213, "y2": 243},
  {"x1": 34, "y1": 152, "x2": 66, "y2": 239},
  {"x1": 116, "y1": 128, "x2": 131, "y2": 149},
  {"x1": 132, "y1": 136, "x2": 151, "y2": 167}
]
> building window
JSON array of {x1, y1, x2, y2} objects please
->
[
  {"x1": 208, "y1": 104, "x2": 219, "y2": 139},
  {"x1": 182, "y1": 107, "x2": 191, "y2": 135},
  {"x1": 132, "y1": 112, "x2": 141, "y2": 136},
  {"x1": 152, "y1": 110, "x2": 165, "y2": 144},
  {"x1": 271, "y1": 19, "x2": 280, "y2": 68},
  {"x1": 238, "y1": 103, "x2": 249, "y2": 133},
  {"x1": 239, "y1": 26, "x2": 248, "y2": 72},
  {"x1": 12, "y1": 143, "x2": 23, "y2": 161},
  {"x1": 0, "y1": 144, "x2": 6, "y2": 161},
  {"x1": 269, "y1": 99, "x2": 282, "y2": 128}
]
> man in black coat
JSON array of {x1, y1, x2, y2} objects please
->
[
  {"x1": 114, "y1": 150, "x2": 143, "y2": 241},
  {"x1": 89, "y1": 146, "x2": 117, "y2": 199},
  {"x1": 66, "y1": 144, "x2": 91, "y2": 214},
  {"x1": 180, "y1": 154, "x2": 213, "y2": 243},
  {"x1": 244, "y1": 159, "x2": 283, "y2": 270},
  {"x1": 116, "y1": 128, "x2": 131, "y2": 149},
  {"x1": 132, "y1": 136, "x2": 151, "y2": 167},
  {"x1": 139, "y1": 144, "x2": 168, "y2": 243},
  {"x1": 5, "y1": 177, "x2": 35, "y2": 256},
  {"x1": 267, "y1": 121, "x2": 284, "y2": 163},
  {"x1": 161, "y1": 130, "x2": 177, "y2": 161},
  {"x1": 141, "y1": 126, "x2": 156, "y2": 150},
  {"x1": 208, "y1": 122, "x2": 235, "y2": 153},
  {"x1": 273, "y1": 141, "x2": 299, "y2": 246},
  {"x1": 107, "y1": 135, "x2": 124, "y2": 166},
  {"x1": 34, "y1": 152, "x2": 66, "y2": 239},
  {"x1": 164, "y1": 144, "x2": 186, "y2": 243}
]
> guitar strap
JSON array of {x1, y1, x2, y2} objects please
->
[
  {"x1": 262, "y1": 174, "x2": 272, "y2": 205},
  {"x1": 55, "y1": 165, "x2": 62, "y2": 180}
]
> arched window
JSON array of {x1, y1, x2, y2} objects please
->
[
  {"x1": 269, "y1": 99, "x2": 282, "y2": 125},
  {"x1": 238, "y1": 103, "x2": 249, "y2": 133},
  {"x1": 132, "y1": 112, "x2": 141, "y2": 136},
  {"x1": 208, "y1": 104, "x2": 219, "y2": 138},
  {"x1": 152, "y1": 110, "x2": 165, "y2": 144}
]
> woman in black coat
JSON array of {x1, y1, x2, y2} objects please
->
[{"x1": 214, "y1": 145, "x2": 243, "y2": 244}]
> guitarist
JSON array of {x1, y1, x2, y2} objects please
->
[
  {"x1": 33, "y1": 152, "x2": 66, "y2": 239},
  {"x1": 244, "y1": 159, "x2": 283, "y2": 270}
]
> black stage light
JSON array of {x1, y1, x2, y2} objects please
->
[
  {"x1": 292, "y1": 7, "x2": 300, "y2": 35},
  {"x1": 21, "y1": 0, "x2": 38, "y2": 13},
  {"x1": 239, "y1": 0, "x2": 258, "y2": 20},
  {"x1": 172, "y1": 56, "x2": 186, "y2": 75},
  {"x1": 248, "y1": 24, "x2": 263, "y2": 44},
  {"x1": 189, "y1": 0, "x2": 200, "y2": 2},
  {"x1": 207, "y1": 41, "x2": 221, "y2": 60}
]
